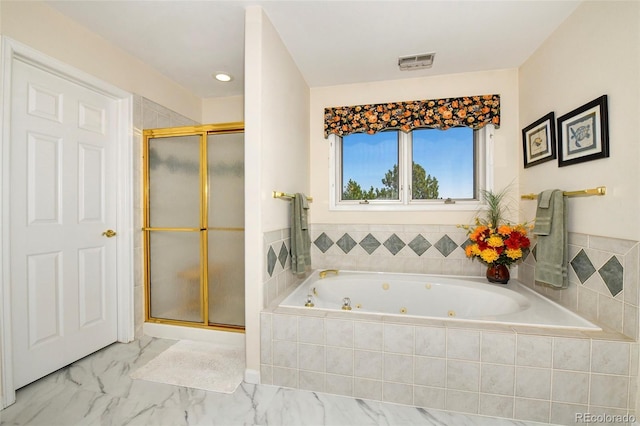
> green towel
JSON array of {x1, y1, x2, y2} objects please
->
[
  {"x1": 533, "y1": 189, "x2": 568, "y2": 288},
  {"x1": 291, "y1": 193, "x2": 311, "y2": 275}
]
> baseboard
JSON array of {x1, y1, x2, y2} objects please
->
[{"x1": 244, "y1": 368, "x2": 260, "y2": 384}]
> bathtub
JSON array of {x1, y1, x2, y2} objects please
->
[{"x1": 279, "y1": 270, "x2": 600, "y2": 331}]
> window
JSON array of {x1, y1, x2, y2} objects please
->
[{"x1": 330, "y1": 125, "x2": 494, "y2": 211}]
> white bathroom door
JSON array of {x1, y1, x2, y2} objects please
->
[{"x1": 9, "y1": 58, "x2": 118, "y2": 388}]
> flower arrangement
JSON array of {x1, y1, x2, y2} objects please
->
[
  {"x1": 464, "y1": 222, "x2": 531, "y2": 267},
  {"x1": 460, "y1": 188, "x2": 531, "y2": 268}
]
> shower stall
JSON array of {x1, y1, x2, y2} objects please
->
[{"x1": 142, "y1": 123, "x2": 245, "y2": 332}]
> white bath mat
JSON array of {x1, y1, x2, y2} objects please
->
[{"x1": 130, "y1": 340, "x2": 244, "y2": 394}]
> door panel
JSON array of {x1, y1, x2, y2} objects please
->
[
  {"x1": 10, "y1": 58, "x2": 118, "y2": 389},
  {"x1": 26, "y1": 252, "x2": 62, "y2": 347},
  {"x1": 27, "y1": 132, "x2": 62, "y2": 225},
  {"x1": 78, "y1": 144, "x2": 105, "y2": 222},
  {"x1": 208, "y1": 230, "x2": 244, "y2": 327},
  {"x1": 207, "y1": 132, "x2": 244, "y2": 327},
  {"x1": 148, "y1": 231, "x2": 202, "y2": 323},
  {"x1": 148, "y1": 135, "x2": 201, "y2": 229}
]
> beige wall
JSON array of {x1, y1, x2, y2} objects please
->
[
  {"x1": 519, "y1": 1, "x2": 640, "y2": 240},
  {"x1": 309, "y1": 69, "x2": 521, "y2": 226},
  {"x1": 0, "y1": 1, "x2": 201, "y2": 122},
  {"x1": 202, "y1": 95, "x2": 244, "y2": 124},
  {"x1": 244, "y1": 6, "x2": 310, "y2": 379}
]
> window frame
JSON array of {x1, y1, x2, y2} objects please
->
[{"x1": 329, "y1": 125, "x2": 494, "y2": 211}]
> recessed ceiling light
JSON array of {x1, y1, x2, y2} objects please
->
[{"x1": 214, "y1": 73, "x2": 233, "y2": 82}]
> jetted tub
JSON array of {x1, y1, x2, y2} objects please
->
[{"x1": 279, "y1": 270, "x2": 600, "y2": 331}]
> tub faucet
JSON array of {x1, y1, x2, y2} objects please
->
[
  {"x1": 342, "y1": 297, "x2": 352, "y2": 311},
  {"x1": 304, "y1": 295, "x2": 315, "y2": 307},
  {"x1": 319, "y1": 269, "x2": 339, "y2": 279}
]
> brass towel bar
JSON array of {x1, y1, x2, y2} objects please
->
[
  {"x1": 520, "y1": 186, "x2": 606, "y2": 200},
  {"x1": 272, "y1": 191, "x2": 313, "y2": 202}
]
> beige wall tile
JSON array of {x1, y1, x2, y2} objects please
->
[
  {"x1": 414, "y1": 386, "x2": 446, "y2": 410},
  {"x1": 591, "y1": 340, "x2": 630, "y2": 375},
  {"x1": 445, "y1": 389, "x2": 479, "y2": 414},
  {"x1": 354, "y1": 378, "x2": 382, "y2": 401},
  {"x1": 414, "y1": 356, "x2": 446, "y2": 388},
  {"x1": 589, "y1": 374, "x2": 629, "y2": 409},
  {"x1": 298, "y1": 316, "x2": 325, "y2": 345},
  {"x1": 516, "y1": 334, "x2": 552, "y2": 368},
  {"x1": 299, "y1": 370, "x2": 324, "y2": 392},
  {"x1": 325, "y1": 373, "x2": 353, "y2": 397},
  {"x1": 354, "y1": 350, "x2": 382, "y2": 380},
  {"x1": 384, "y1": 353, "x2": 413, "y2": 384},
  {"x1": 354, "y1": 321, "x2": 383, "y2": 351},
  {"x1": 383, "y1": 324, "x2": 414, "y2": 355},
  {"x1": 447, "y1": 360, "x2": 480, "y2": 392},
  {"x1": 551, "y1": 370, "x2": 589, "y2": 404},
  {"x1": 447, "y1": 329, "x2": 480, "y2": 361},
  {"x1": 273, "y1": 314, "x2": 298, "y2": 341},
  {"x1": 553, "y1": 337, "x2": 590, "y2": 372},
  {"x1": 326, "y1": 346, "x2": 353, "y2": 376},
  {"x1": 516, "y1": 366, "x2": 551, "y2": 399},
  {"x1": 415, "y1": 326, "x2": 446, "y2": 357},
  {"x1": 325, "y1": 319, "x2": 354, "y2": 348},
  {"x1": 298, "y1": 343, "x2": 325, "y2": 373},
  {"x1": 481, "y1": 364, "x2": 515, "y2": 396},
  {"x1": 479, "y1": 394, "x2": 514, "y2": 418},
  {"x1": 514, "y1": 398, "x2": 550, "y2": 423},
  {"x1": 482, "y1": 332, "x2": 516, "y2": 364},
  {"x1": 383, "y1": 382, "x2": 413, "y2": 405}
]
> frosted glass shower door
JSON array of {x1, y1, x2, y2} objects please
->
[
  {"x1": 146, "y1": 134, "x2": 204, "y2": 323},
  {"x1": 207, "y1": 132, "x2": 245, "y2": 327}
]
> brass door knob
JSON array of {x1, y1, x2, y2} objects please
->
[{"x1": 102, "y1": 229, "x2": 117, "y2": 238}]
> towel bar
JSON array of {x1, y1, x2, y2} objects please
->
[
  {"x1": 272, "y1": 191, "x2": 313, "y2": 202},
  {"x1": 521, "y1": 186, "x2": 606, "y2": 200}
]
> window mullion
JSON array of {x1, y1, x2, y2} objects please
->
[{"x1": 400, "y1": 132, "x2": 410, "y2": 205}]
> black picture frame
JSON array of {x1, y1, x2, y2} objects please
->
[
  {"x1": 557, "y1": 95, "x2": 609, "y2": 167},
  {"x1": 522, "y1": 112, "x2": 556, "y2": 168}
]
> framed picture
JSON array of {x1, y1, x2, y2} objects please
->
[
  {"x1": 557, "y1": 95, "x2": 609, "y2": 167},
  {"x1": 522, "y1": 112, "x2": 556, "y2": 168}
]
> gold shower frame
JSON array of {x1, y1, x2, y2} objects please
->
[{"x1": 142, "y1": 122, "x2": 245, "y2": 332}]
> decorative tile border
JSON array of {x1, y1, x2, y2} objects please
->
[{"x1": 308, "y1": 224, "x2": 485, "y2": 277}]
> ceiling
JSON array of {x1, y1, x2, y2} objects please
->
[{"x1": 46, "y1": 0, "x2": 582, "y2": 99}]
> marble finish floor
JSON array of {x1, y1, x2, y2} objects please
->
[{"x1": 0, "y1": 337, "x2": 552, "y2": 425}]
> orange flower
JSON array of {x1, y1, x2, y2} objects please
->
[
  {"x1": 497, "y1": 225, "x2": 512, "y2": 235},
  {"x1": 470, "y1": 225, "x2": 488, "y2": 241}
]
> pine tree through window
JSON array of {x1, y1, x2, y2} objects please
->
[{"x1": 337, "y1": 127, "x2": 477, "y2": 206}]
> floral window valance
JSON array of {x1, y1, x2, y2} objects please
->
[{"x1": 324, "y1": 94, "x2": 500, "y2": 138}]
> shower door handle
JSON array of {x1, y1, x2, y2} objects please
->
[{"x1": 102, "y1": 229, "x2": 117, "y2": 238}]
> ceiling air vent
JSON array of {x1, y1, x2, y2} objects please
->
[{"x1": 398, "y1": 52, "x2": 435, "y2": 71}]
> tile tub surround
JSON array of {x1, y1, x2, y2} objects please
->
[
  {"x1": 305, "y1": 225, "x2": 640, "y2": 340},
  {"x1": 520, "y1": 233, "x2": 640, "y2": 340},
  {"x1": 264, "y1": 228, "x2": 308, "y2": 308},
  {"x1": 260, "y1": 309, "x2": 638, "y2": 424}
]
